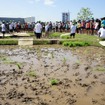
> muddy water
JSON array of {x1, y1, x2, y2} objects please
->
[{"x1": 0, "y1": 45, "x2": 105, "y2": 105}]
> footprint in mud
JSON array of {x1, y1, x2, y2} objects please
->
[
  {"x1": 101, "y1": 80, "x2": 105, "y2": 84},
  {"x1": 85, "y1": 72, "x2": 92, "y2": 78},
  {"x1": 66, "y1": 98, "x2": 77, "y2": 105},
  {"x1": 92, "y1": 99, "x2": 98, "y2": 104},
  {"x1": 4, "y1": 103, "x2": 11, "y2": 105},
  {"x1": 75, "y1": 78, "x2": 82, "y2": 82},
  {"x1": 22, "y1": 97, "x2": 34, "y2": 103},
  {"x1": 101, "y1": 98, "x2": 105, "y2": 102},
  {"x1": 7, "y1": 88, "x2": 24, "y2": 100},
  {"x1": 84, "y1": 65, "x2": 91, "y2": 71},
  {"x1": 93, "y1": 75, "x2": 98, "y2": 79},
  {"x1": 0, "y1": 76, "x2": 8, "y2": 85},
  {"x1": 30, "y1": 85, "x2": 37, "y2": 91},
  {"x1": 78, "y1": 83, "x2": 90, "y2": 87},
  {"x1": 91, "y1": 81, "x2": 98, "y2": 86},
  {"x1": 86, "y1": 85, "x2": 92, "y2": 92},
  {"x1": 73, "y1": 72, "x2": 80, "y2": 76},
  {"x1": 72, "y1": 63, "x2": 80, "y2": 69},
  {"x1": 38, "y1": 102, "x2": 49, "y2": 105}
]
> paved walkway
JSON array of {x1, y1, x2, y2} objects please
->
[
  {"x1": 99, "y1": 41, "x2": 105, "y2": 46},
  {"x1": 0, "y1": 32, "x2": 30, "y2": 37}
]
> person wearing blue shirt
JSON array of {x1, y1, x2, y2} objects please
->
[{"x1": 101, "y1": 17, "x2": 105, "y2": 26}]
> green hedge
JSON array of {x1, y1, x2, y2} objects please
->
[
  {"x1": 63, "y1": 41, "x2": 90, "y2": 47},
  {"x1": 0, "y1": 40, "x2": 18, "y2": 45}
]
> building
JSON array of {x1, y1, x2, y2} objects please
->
[
  {"x1": 62, "y1": 12, "x2": 70, "y2": 23},
  {"x1": 24, "y1": 17, "x2": 35, "y2": 23},
  {"x1": 0, "y1": 16, "x2": 35, "y2": 24},
  {"x1": 0, "y1": 17, "x2": 25, "y2": 24}
]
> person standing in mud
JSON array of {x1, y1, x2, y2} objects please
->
[
  {"x1": 70, "y1": 23, "x2": 76, "y2": 38},
  {"x1": 34, "y1": 21, "x2": 42, "y2": 39}
]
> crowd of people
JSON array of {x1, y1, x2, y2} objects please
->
[
  {"x1": 0, "y1": 17, "x2": 105, "y2": 39},
  {"x1": 34, "y1": 17, "x2": 105, "y2": 39},
  {"x1": 0, "y1": 21, "x2": 35, "y2": 38}
]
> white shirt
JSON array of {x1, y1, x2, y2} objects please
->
[
  {"x1": 9, "y1": 24, "x2": 13, "y2": 30},
  {"x1": 95, "y1": 22, "x2": 99, "y2": 29},
  {"x1": 34, "y1": 23, "x2": 42, "y2": 33},
  {"x1": 14, "y1": 23, "x2": 17, "y2": 29},
  {"x1": 11, "y1": 22, "x2": 14, "y2": 27},
  {"x1": 1, "y1": 23, "x2": 6, "y2": 32},
  {"x1": 70, "y1": 25, "x2": 76, "y2": 34},
  {"x1": 45, "y1": 24, "x2": 49, "y2": 32},
  {"x1": 98, "y1": 28, "x2": 105, "y2": 38},
  {"x1": 52, "y1": 23, "x2": 56, "y2": 28}
]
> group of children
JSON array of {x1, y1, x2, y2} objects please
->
[
  {"x1": 70, "y1": 17, "x2": 105, "y2": 38},
  {"x1": 0, "y1": 17, "x2": 105, "y2": 39},
  {"x1": 0, "y1": 21, "x2": 35, "y2": 38}
]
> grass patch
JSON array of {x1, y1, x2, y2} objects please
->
[
  {"x1": 95, "y1": 67, "x2": 105, "y2": 72},
  {"x1": 27, "y1": 32, "x2": 34, "y2": 36},
  {"x1": 76, "y1": 34, "x2": 101, "y2": 46},
  {"x1": 61, "y1": 34, "x2": 102, "y2": 47},
  {"x1": 49, "y1": 32, "x2": 61, "y2": 38},
  {"x1": 0, "y1": 39, "x2": 18, "y2": 45},
  {"x1": 60, "y1": 35, "x2": 70, "y2": 39},
  {"x1": 0, "y1": 33, "x2": 103, "y2": 47}
]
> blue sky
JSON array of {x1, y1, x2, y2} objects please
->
[{"x1": 0, "y1": 0, "x2": 105, "y2": 22}]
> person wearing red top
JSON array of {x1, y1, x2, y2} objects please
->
[
  {"x1": 81, "y1": 20, "x2": 85, "y2": 34},
  {"x1": 86, "y1": 20, "x2": 90, "y2": 34},
  {"x1": 90, "y1": 19, "x2": 95, "y2": 35},
  {"x1": 25, "y1": 23, "x2": 28, "y2": 32}
]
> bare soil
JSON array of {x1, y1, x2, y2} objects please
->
[{"x1": 0, "y1": 45, "x2": 105, "y2": 105}]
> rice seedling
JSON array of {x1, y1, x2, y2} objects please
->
[
  {"x1": 26, "y1": 70, "x2": 36, "y2": 77},
  {"x1": 50, "y1": 79, "x2": 59, "y2": 85}
]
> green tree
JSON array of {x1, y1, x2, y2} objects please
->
[{"x1": 77, "y1": 7, "x2": 93, "y2": 20}]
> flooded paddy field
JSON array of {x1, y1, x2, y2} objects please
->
[{"x1": 0, "y1": 45, "x2": 105, "y2": 105}]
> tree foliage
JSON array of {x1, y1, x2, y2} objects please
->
[{"x1": 77, "y1": 7, "x2": 93, "y2": 20}]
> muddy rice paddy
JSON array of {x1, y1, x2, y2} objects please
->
[{"x1": 0, "y1": 45, "x2": 105, "y2": 105}]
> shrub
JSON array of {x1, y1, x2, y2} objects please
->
[{"x1": 63, "y1": 41, "x2": 90, "y2": 47}]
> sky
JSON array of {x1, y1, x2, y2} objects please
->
[{"x1": 0, "y1": 0, "x2": 105, "y2": 22}]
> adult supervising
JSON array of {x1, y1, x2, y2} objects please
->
[{"x1": 34, "y1": 21, "x2": 42, "y2": 39}]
